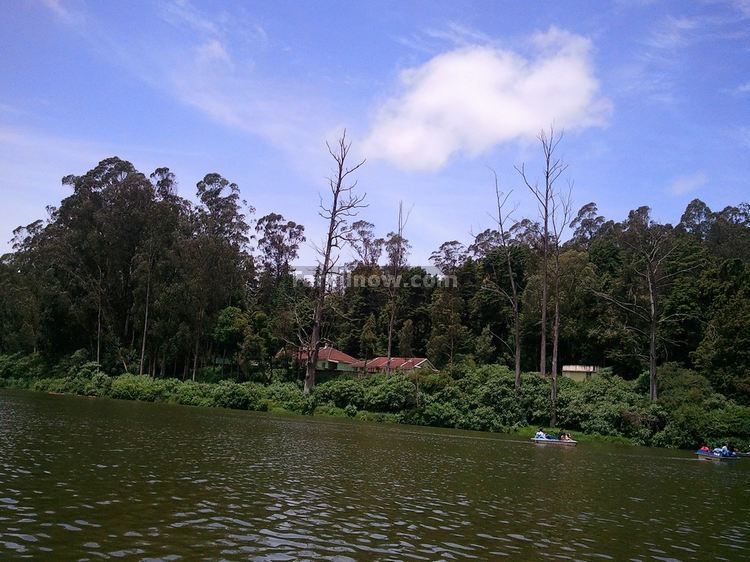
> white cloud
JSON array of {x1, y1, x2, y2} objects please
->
[
  {"x1": 668, "y1": 172, "x2": 708, "y2": 196},
  {"x1": 363, "y1": 27, "x2": 611, "y2": 171},
  {"x1": 195, "y1": 39, "x2": 232, "y2": 65},
  {"x1": 39, "y1": 0, "x2": 86, "y2": 25},
  {"x1": 41, "y1": 0, "x2": 71, "y2": 19},
  {"x1": 734, "y1": 81, "x2": 750, "y2": 94},
  {"x1": 644, "y1": 16, "x2": 700, "y2": 50}
]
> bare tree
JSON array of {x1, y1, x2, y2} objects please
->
[
  {"x1": 516, "y1": 126, "x2": 567, "y2": 377},
  {"x1": 549, "y1": 182, "x2": 574, "y2": 425},
  {"x1": 488, "y1": 170, "x2": 523, "y2": 389},
  {"x1": 384, "y1": 202, "x2": 411, "y2": 375},
  {"x1": 304, "y1": 131, "x2": 366, "y2": 394}
]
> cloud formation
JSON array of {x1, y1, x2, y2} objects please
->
[
  {"x1": 364, "y1": 27, "x2": 611, "y2": 171},
  {"x1": 669, "y1": 172, "x2": 708, "y2": 196}
]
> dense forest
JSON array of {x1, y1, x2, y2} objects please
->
[{"x1": 1, "y1": 133, "x2": 749, "y2": 446}]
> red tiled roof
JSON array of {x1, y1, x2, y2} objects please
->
[
  {"x1": 350, "y1": 357, "x2": 433, "y2": 370},
  {"x1": 281, "y1": 346, "x2": 359, "y2": 365}
]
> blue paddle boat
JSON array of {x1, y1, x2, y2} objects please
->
[
  {"x1": 695, "y1": 448, "x2": 739, "y2": 462},
  {"x1": 532, "y1": 434, "x2": 577, "y2": 446}
]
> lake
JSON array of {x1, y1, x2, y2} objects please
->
[{"x1": 1, "y1": 389, "x2": 748, "y2": 561}]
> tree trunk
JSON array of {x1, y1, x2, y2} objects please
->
[
  {"x1": 304, "y1": 299, "x2": 324, "y2": 394},
  {"x1": 386, "y1": 304, "x2": 395, "y2": 376},
  {"x1": 648, "y1": 270, "x2": 658, "y2": 401},
  {"x1": 540, "y1": 197, "x2": 549, "y2": 377},
  {"x1": 192, "y1": 331, "x2": 200, "y2": 381},
  {"x1": 96, "y1": 299, "x2": 102, "y2": 365},
  {"x1": 385, "y1": 202, "x2": 407, "y2": 376},
  {"x1": 551, "y1": 298, "x2": 560, "y2": 427},
  {"x1": 139, "y1": 264, "x2": 151, "y2": 376},
  {"x1": 303, "y1": 131, "x2": 365, "y2": 394},
  {"x1": 493, "y1": 173, "x2": 522, "y2": 390},
  {"x1": 649, "y1": 324, "x2": 657, "y2": 401},
  {"x1": 96, "y1": 267, "x2": 103, "y2": 365},
  {"x1": 512, "y1": 300, "x2": 521, "y2": 389}
]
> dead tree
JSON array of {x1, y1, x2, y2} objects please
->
[
  {"x1": 489, "y1": 170, "x2": 523, "y2": 389},
  {"x1": 549, "y1": 182, "x2": 573, "y2": 425},
  {"x1": 304, "y1": 131, "x2": 366, "y2": 394},
  {"x1": 516, "y1": 127, "x2": 567, "y2": 377},
  {"x1": 385, "y1": 202, "x2": 410, "y2": 375}
]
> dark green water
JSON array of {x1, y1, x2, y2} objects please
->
[{"x1": 1, "y1": 389, "x2": 748, "y2": 561}]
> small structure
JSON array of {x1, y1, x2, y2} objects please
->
[
  {"x1": 277, "y1": 346, "x2": 359, "y2": 374},
  {"x1": 561, "y1": 365, "x2": 599, "y2": 382},
  {"x1": 351, "y1": 357, "x2": 438, "y2": 374}
]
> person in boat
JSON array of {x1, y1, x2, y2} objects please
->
[
  {"x1": 699, "y1": 444, "x2": 710, "y2": 452},
  {"x1": 719, "y1": 444, "x2": 735, "y2": 457},
  {"x1": 534, "y1": 428, "x2": 547, "y2": 439}
]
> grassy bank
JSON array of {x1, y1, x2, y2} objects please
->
[{"x1": 1, "y1": 353, "x2": 749, "y2": 450}]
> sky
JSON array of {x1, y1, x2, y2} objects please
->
[{"x1": 1, "y1": 0, "x2": 749, "y2": 264}]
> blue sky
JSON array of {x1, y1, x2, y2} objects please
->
[{"x1": 1, "y1": 0, "x2": 749, "y2": 263}]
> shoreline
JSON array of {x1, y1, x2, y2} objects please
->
[{"x1": 1, "y1": 382, "x2": 638, "y2": 447}]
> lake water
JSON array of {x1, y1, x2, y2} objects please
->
[{"x1": 1, "y1": 389, "x2": 749, "y2": 561}]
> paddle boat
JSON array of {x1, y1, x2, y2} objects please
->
[
  {"x1": 695, "y1": 448, "x2": 739, "y2": 462},
  {"x1": 531, "y1": 433, "x2": 577, "y2": 446}
]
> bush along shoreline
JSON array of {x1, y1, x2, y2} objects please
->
[{"x1": 1, "y1": 353, "x2": 749, "y2": 450}]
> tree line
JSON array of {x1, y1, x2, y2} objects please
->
[{"x1": 1, "y1": 131, "x2": 749, "y2": 415}]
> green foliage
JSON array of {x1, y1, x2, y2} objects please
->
[
  {"x1": 314, "y1": 378, "x2": 367, "y2": 409},
  {"x1": 211, "y1": 381, "x2": 265, "y2": 410},
  {"x1": 3, "y1": 352, "x2": 750, "y2": 450},
  {"x1": 0, "y1": 352, "x2": 48, "y2": 380},
  {"x1": 1, "y1": 153, "x2": 749, "y2": 448},
  {"x1": 110, "y1": 375, "x2": 178, "y2": 402},
  {"x1": 364, "y1": 375, "x2": 417, "y2": 412}
]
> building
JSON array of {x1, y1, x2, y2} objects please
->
[
  {"x1": 277, "y1": 346, "x2": 359, "y2": 373},
  {"x1": 561, "y1": 365, "x2": 599, "y2": 382},
  {"x1": 351, "y1": 356, "x2": 438, "y2": 374}
]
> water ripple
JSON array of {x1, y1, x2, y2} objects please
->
[{"x1": 1, "y1": 389, "x2": 749, "y2": 560}]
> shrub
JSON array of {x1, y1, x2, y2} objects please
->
[
  {"x1": 172, "y1": 380, "x2": 214, "y2": 407},
  {"x1": 364, "y1": 375, "x2": 417, "y2": 412},
  {"x1": 109, "y1": 375, "x2": 177, "y2": 402},
  {"x1": 415, "y1": 399, "x2": 462, "y2": 428},
  {"x1": 84, "y1": 372, "x2": 112, "y2": 396},
  {"x1": 211, "y1": 381, "x2": 264, "y2": 410},
  {"x1": 0, "y1": 353, "x2": 48, "y2": 381},
  {"x1": 314, "y1": 378, "x2": 366, "y2": 409}
]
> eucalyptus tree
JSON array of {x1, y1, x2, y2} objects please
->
[
  {"x1": 255, "y1": 213, "x2": 305, "y2": 279},
  {"x1": 570, "y1": 202, "x2": 605, "y2": 249},
  {"x1": 185, "y1": 173, "x2": 252, "y2": 379},
  {"x1": 430, "y1": 241, "x2": 467, "y2": 276},
  {"x1": 595, "y1": 207, "x2": 695, "y2": 401},
  {"x1": 348, "y1": 220, "x2": 384, "y2": 268}
]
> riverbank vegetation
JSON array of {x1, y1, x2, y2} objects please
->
[
  {"x1": 1, "y1": 353, "x2": 748, "y2": 449},
  {"x1": 1, "y1": 133, "x2": 749, "y2": 448}
]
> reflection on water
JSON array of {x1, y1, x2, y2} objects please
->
[{"x1": 1, "y1": 389, "x2": 749, "y2": 560}]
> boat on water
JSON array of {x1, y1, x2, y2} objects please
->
[
  {"x1": 695, "y1": 451, "x2": 739, "y2": 462},
  {"x1": 532, "y1": 437, "x2": 577, "y2": 447}
]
